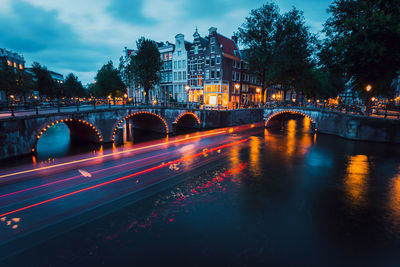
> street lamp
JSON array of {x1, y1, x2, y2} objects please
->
[
  {"x1": 366, "y1": 85, "x2": 372, "y2": 92},
  {"x1": 185, "y1": 85, "x2": 190, "y2": 107}
]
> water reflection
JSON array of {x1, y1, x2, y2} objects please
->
[
  {"x1": 286, "y1": 119, "x2": 296, "y2": 157},
  {"x1": 344, "y1": 155, "x2": 369, "y2": 208},
  {"x1": 249, "y1": 136, "x2": 261, "y2": 176},
  {"x1": 388, "y1": 170, "x2": 400, "y2": 226}
]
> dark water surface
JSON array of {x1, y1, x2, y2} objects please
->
[{"x1": 3, "y1": 117, "x2": 400, "y2": 266}]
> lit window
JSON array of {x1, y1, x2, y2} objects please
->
[
  {"x1": 19, "y1": 64, "x2": 23, "y2": 69},
  {"x1": 7, "y1": 60, "x2": 12, "y2": 66},
  {"x1": 13, "y1": 62, "x2": 17, "y2": 68}
]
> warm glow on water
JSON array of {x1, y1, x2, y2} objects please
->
[
  {"x1": 249, "y1": 136, "x2": 261, "y2": 176},
  {"x1": 285, "y1": 119, "x2": 296, "y2": 157},
  {"x1": 388, "y1": 170, "x2": 400, "y2": 226},
  {"x1": 344, "y1": 155, "x2": 369, "y2": 208}
]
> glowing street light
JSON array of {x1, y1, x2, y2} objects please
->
[
  {"x1": 256, "y1": 88, "x2": 261, "y2": 94},
  {"x1": 124, "y1": 93, "x2": 128, "y2": 98},
  {"x1": 366, "y1": 85, "x2": 372, "y2": 92},
  {"x1": 185, "y1": 85, "x2": 190, "y2": 91},
  {"x1": 235, "y1": 84, "x2": 240, "y2": 90}
]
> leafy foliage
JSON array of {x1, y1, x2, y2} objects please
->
[
  {"x1": 237, "y1": 3, "x2": 319, "y2": 101},
  {"x1": 64, "y1": 73, "x2": 87, "y2": 97},
  {"x1": 322, "y1": 0, "x2": 400, "y2": 97},
  {"x1": 125, "y1": 37, "x2": 162, "y2": 104},
  {"x1": 93, "y1": 61, "x2": 125, "y2": 97},
  {"x1": 31, "y1": 62, "x2": 56, "y2": 98}
]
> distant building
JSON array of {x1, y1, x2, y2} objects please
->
[
  {"x1": 49, "y1": 71, "x2": 64, "y2": 84},
  {"x1": 172, "y1": 34, "x2": 191, "y2": 103},
  {"x1": 157, "y1": 41, "x2": 175, "y2": 103},
  {"x1": 0, "y1": 48, "x2": 25, "y2": 101},
  {"x1": 187, "y1": 28, "x2": 208, "y2": 104}
]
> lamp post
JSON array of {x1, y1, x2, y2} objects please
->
[
  {"x1": 185, "y1": 85, "x2": 190, "y2": 108},
  {"x1": 235, "y1": 83, "x2": 240, "y2": 108},
  {"x1": 256, "y1": 88, "x2": 261, "y2": 107},
  {"x1": 365, "y1": 84, "x2": 373, "y2": 115}
]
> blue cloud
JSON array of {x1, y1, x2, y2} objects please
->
[
  {"x1": 107, "y1": 0, "x2": 156, "y2": 25},
  {"x1": 0, "y1": 1, "x2": 113, "y2": 76}
]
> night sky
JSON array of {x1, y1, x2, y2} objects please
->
[{"x1": 0, "y1": 0, "x2": 332, "y2": 84}]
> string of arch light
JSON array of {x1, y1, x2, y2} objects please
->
[
  {"x1": 111, "y1": 111, "x2": 169, "y2": 142},
  {"x1": 265, "y1": 110, "x2": 315, "y2": 127},
  {"x1": 33, "y1": 118, "x2": 103, "y2": 152},
  {"x1": 174, "y1": 112, "x2": 200, "y2": 125}
]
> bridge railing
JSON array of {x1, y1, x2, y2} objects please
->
[{"x1": 0, "y1": 99, "x2": 399, "y2": 120}]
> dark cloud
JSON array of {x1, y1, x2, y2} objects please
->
[
  {"x1": 0, "y1": 0, "x2": 113, "y2": 79},
  {"x1": 107, "y1": 0, "x2": 156, "y2": 25}
]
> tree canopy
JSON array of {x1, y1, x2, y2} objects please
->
[
  {"x1": 92, "y1": 61, "x2": 125, "y2": 97},
  {"x1": 125, "y1": 37, "x2": 162, "y2": 104},
  {"x1": 322, "y1": 0, "x2": 400, "y2": 97},
  {"x1": 64, "y1": 73, "x2": 87, "y2": 97},
  {"x1": 237, "y1": 2, "x2": 319, "y2": 101}
]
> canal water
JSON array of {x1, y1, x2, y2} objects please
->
[{"x1": 3, "y1": 117, "x2": 400, "y2": 266}]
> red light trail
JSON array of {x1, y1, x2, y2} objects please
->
[
  {"x1": 0, "y1": 150, "x2": 176, "y2": 199},
  {"x1": 0, "y1": 139, "x2": 248, "y2": 218},
  {"x1": 0, "y1": 130, "x2": 227, "y2": 180}
]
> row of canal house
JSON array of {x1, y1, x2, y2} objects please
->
[{"x1": 124, "y1": 27, "x2": 262, "y2": 108}]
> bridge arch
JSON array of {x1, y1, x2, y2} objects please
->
[
  {"x1": 32, "y1": 118, "x2": 103, "y2": 152},
  {"x1": 112, "y1": 111, "x2": 169, "y2": 142},
  {"x1": 174, "y1": 112, "x2": 200, "y2": 129},
  {"x1": 265, "y1": 110, "x2": 317, "y2": 129}
]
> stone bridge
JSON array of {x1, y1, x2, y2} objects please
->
[
  {"x1": 0, "y1": 107, "x2": 264, "y2": 160},
  {"x1": 1, "y1": 106, "x2": 399, "y2": 160},
  {"x1": 264, "y1": 107, "x2": 400, "y2": 143}
]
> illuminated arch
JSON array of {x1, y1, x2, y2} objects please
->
[
  {"x1": 174, "y1": 112, "x2": 200, "y2": 125},
  {"x1": 32, "y1": 118, "x2": 103, "y2": 152},
  {"x1": 265, "y1": 110, "x2": 316, "y2": 128},
  {"x1": 112, "y1": 111, "x2": 169, "y2": 142}
]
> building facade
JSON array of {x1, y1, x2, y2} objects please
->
[
  {"x1": 202, "y1": 27, "x2": 261, "y2": 108},
  {"x1": 157, "y1": 42, "x2": 175, "y2": 104},
  {"x1": 187, "y1": 28, "x2": 208, "y2": 105},
  {"x1": 0, "y1": 48, "x2": 25, "y2": 102},
  {"x1": 172, "y1": 34, "x2": 191, "y2": 103}
]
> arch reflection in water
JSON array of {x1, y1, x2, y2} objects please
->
[
  {"x1": 344, "y1": 155, "x2": 369, "y2": 208},
  {"x1": 36, "y1": 123, "x2": 101, "y2": 161}
]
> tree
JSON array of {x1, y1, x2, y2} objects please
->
[
  {"x1": 64, "y1": 73, "x2": 86, "y2": 97},
  {"x1": 322, "y1": 0, "x2": 400, "y2": 98},
  {"x1": 127, "y1": 37, "x2": 162, "y2": 104},
  {"x1": 237, "y1": 3, "x2": 318, "y2": 103},
  {"x1": 237, "y1": 2, "x2": 280, "y2": 103},
  {"x1": 94, "y1": 61, "x2": 125, "y2": 97},
  {"x1": 31, "y1": 62, "x2": 55, "y2": 98},
  {"x1": 271, "y1": 8, "x2": 318, "y2": 101}
]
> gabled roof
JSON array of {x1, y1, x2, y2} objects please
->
[
  {"x1": 216, "y1": 34, "x2": 241, "y2": 60},
  {"x1": 184, "y1": 41, "x2": 193, "y2": 51}
]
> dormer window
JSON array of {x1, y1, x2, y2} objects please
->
[
  {"x1": 194, "y1": 46, "x2": 199, "y2": 54},
  {"x1": 211, "y1": 37, "x2": 215, "y2": 44}
]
